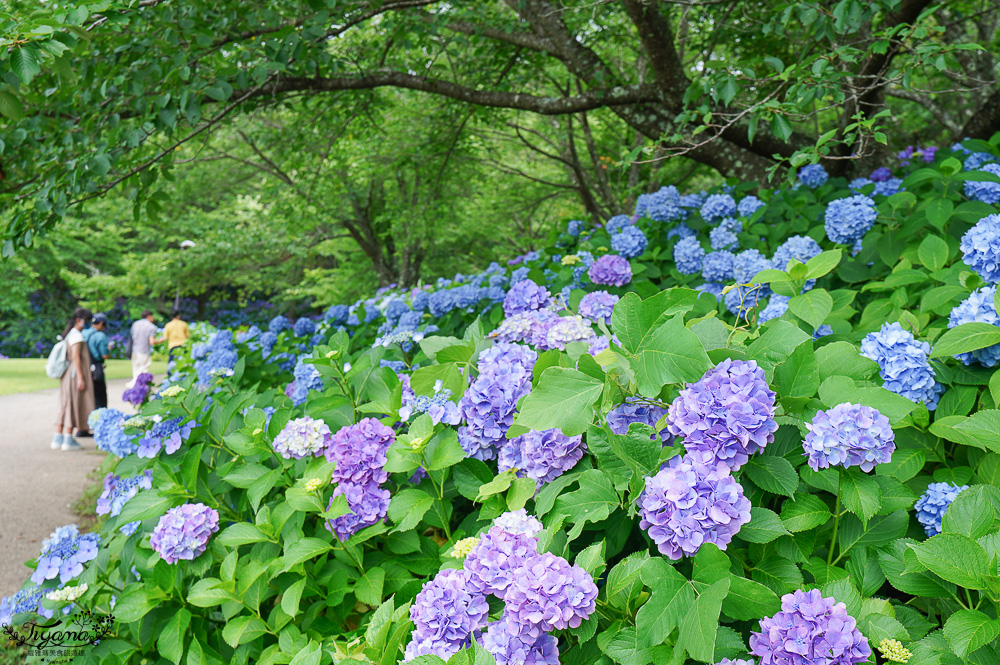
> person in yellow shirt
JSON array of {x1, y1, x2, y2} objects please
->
[{"x1": 159, "y1": 310, "x2": 191, "y2": 362}]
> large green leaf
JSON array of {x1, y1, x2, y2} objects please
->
[
  {"x1": 930, "y1": 323, "x2": 1000, "y2": 359},
  {"x1": 788, "y1": 289, "x2": 833, "y2": 330},
  {"x1": 508, "y1": 367, "x2": 603, "y2": 437},
  {"x1": 610, "y1": 289, "x2": 699, "y2": 354},
  {"x1": 944, "y1": 610, "x2": 1000, "y2": 659},
  {"x1": 676, "y1": 577, "x2": 730, "y2": 661},
  {"x1": 550, "y1": 469, "x2": 620, "y2": 539},
  {"x1": 912, "y1": 533, "x2": 991, "y2": 589},
  {"x1": 630, "y1": 313, "x2": 712, "y2": 396}
]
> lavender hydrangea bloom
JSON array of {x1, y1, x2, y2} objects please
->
[
  {"x1": 871, "y1": 167, "x2": 892, "y2": 182},
  {"x1": 948, "y1": 286, "x2": 1000, "y2": 366},
  {"x1": 493, "y1": 509, "x2": 544, "y2": 537},
  {"x1": 465, "y1": 526, "x2": 540, "y2": 598},
  {"x1": 122, "y1": 372, "x2": 153, "y2": 406},
  {"x1": 97, "y1": 470, "x2": 153, "y2": 533},
  {"x1": 611, "y1": 225, "x2": 647, "y2": 259},
  {"x1": 709, "y1": 225, "x2": 739, "y2": 251},
  {"x1": 702, "y1": 251, "x2": 737, "y2": 282},
  {"x1": 404, "y1": 569, "x2": 490, "y2": 662},
  {"x1": 150, "y1": 503, "x2": 219, "y2": 564},
  {"x1": 399, "y1": 375, "x2": 462, "y2": 425},
  {"x1": 961, "y1": 214, "x2": 1000, "y2": 283},
  {"x1": 638, "y1": 450, "x2": 751, "y2": 559},
  {"x1": 738, "y1": 195, "x2": 765, "y2": 217},
  {"x1": 674, "y1": 237, "x2": 705, "y2": 275},
  {"x1": 824, "y1": 195, "x2": 878, "y2": 244},
  {"x1": 861, "y1": 323, "x2": 943, "y2": 409},
  {"x1": 915, "y1": 482, "x2": 969, "y2": 536},
  {"x1": 503, "y1": 552, "x2": 598, "y2": 631},
  {"x1": 326, "y1": 418, "x2": 395, "y2": 486},
  {"x1": 499, "y1": 428, "x2": 586, "y2": 489},
  {"x1": 504, "y1": 280, "x2": 552, "y2": 317},
  {"x1": 964, "y1": 163, "x2": 1000, "y2": 203},
  {"x1": 492, "y1": 309, "x2": 560, "y2": 349},
  {"x1": 588, "y1": 255, "x2": 632, "y2": 286},
  {"x1": 481, "y1": 614, "x2": 560, "y2": 665},
  {"x1": 749, "y1": 589, "x2": 871, "y2": 665},
  {"x1": 873, "y1": 178, "x2": 904, "y2": 197},
  {"x1": 546, "y1": 315, "x2": 596, "y2": 350},
  {"x1": 136, "y1": 417, "x2": 196, "y2": 458},
  {"x1": 773, "y1": 235, "x2": 822, "y2": 271},
  {"x1": 758, "y1": 294, "x2": 790, "y2": 324},
  {"x1": 607, "y1": 396, "x2": 671, "y2": 443},
  {"x1": 578, "y1": 291, "x2": 619, "y2": 324},
  {"x1": 715, "y1": 660, "x2": 755, "y2": 665},
  {"x1": 30, "y1": 525, "x2": 101, "y2": 585},
  {"x1": 326, "y1": 481, "x2": 391, "y2": 542},
  {"x1": 668, "y1": 359, "x2": 776, "y2": 468},
  {"x1": 459, "y1": 344, "x2": 536, "y2": 459},
  {"x1": 803, "y1": 403, "x2": 895, "y2": 472},
  {"x1": 89, "y1": 408, "x2": 138, "y2": 457},
  {"x1": 797, "y1": 164, "x2": 829, "y2": 188},
  {"x1": 273, "y1": 416, "x2": 332, "y2": 460}
]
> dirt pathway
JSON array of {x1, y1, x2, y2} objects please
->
[{"x1": 0, "y1": 378, "x2": 132, "y2": 598}]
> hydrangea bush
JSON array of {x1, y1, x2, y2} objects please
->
[{"x1": 9, "y1": 143, "x2": 1000, "y2": 664}]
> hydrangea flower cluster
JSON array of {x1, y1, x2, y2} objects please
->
[
  {"x1": 578, "y1": 290, "x2": 618, "y2": 324},
  {"x1": 459, "y1": 343, "x2": 537, "y2": 460},
  {"x1": 965, "y1": 151, "x2": 996, "y2": 171},
  {"x1": 399, "y1": 376, "x2": 462, "y2": 425},
  {"x1": 136, "y1": 416, "x2": 197, "y2": 458},
  {"x1": 403, "y1": 569, "x2": 491, "y2": 661},
  {"x1": 194, "y1": 330, "x2": 238, "y2": 387},
  {"x1": 293, "y1": 317, "x2": 316, "y2": 337},
  {"x1": 667, "y1": 359, "x2": 777, "y2": 469},
  {"x1": 861, "y1": 322, "x2": 943, "y2": 409},
  {"x1": 96, "y1": 470, "x2": 153, "y2": 535},
  {"x1": 715, "y1": 660, "x2": 755, "y2": 665},
  {"x1": 268, "y1": 315, "x2": 291, "y2": 333},
  {"x1": 635, "y1": 185, "x2": 686, "y2": 222},
  {"x1": 480, "y1": 614, "x2": 559, "y2": 665},
  {"x1": 700, "y1": 193, "x2": 737, "y2": 222},
  {"x1": 709, "y1": 224, "x2": 739, "y2": 251},
  {"x1": 567, "y1": 219, "x2": 584, "y2": 236},
  {"x1": 702, "y1": 250, "x2": 736, "y2": 282},
  {"x1": 546, "y1": 315, "x2": 596, "y2": 350},
  {"x1": 491, "y1": 309, "x2": 560, "y2": 349},
  {"x1": 824, "y1": 195, "x2": 878, "y2": 244},
  {"x1": 493, "y1": 509, "x2": 544, "y2": 537},
  {"x1": 749, "y1": 589, "x2": 871, "y2": 664},
  {"x1": 89, "y1": 408, "x2": 138, "y2": 457},
  {"x1": 915, "y1": 482, "x2": 968, "y2": 536},
  {"x1": 674, "y1": 236, "x2": 705, "y2": 274},
  {"x1": 961, "y1": 214, "x2": 1000, "y2": 283},
  {"x1": 607, "y1": 396, "x2": 672, "y2": 443},
  {"x1": 273, "y1": 416, "x2": 332, "y2": 459},
  {"x1": 758, "y1": 294, "x2": 790, "y2": 324},
  {"x1": 588, "y1": 254, "x2": 632, "y2": 286},
  {"x1": 964, "y1": 163, "x2": 1000, "y2": 203},
  {"x1": 288, "y1": 357, "x2": 324, "y2": 406},
  {"x1": 0, "y1": 585, "x2": 52, "y2": 625},
  {"x1": 150, "y1": 503, "x2": 220, "y2": 564},
  {"x1": 504, "y1": 280, "x2": 551, "y2": 317},
  {"x1": 948, "y1": 286, "x2": 1000, "y2": 366},
  {"x1": 122, "y1": 372, "x2": 153, "y2": 406},
  {"x1": 605, "y1": 214, "x2": 631, "y2": 234},
  {"x1": 803, "y1": 403, "x2": 895, "y2": 472},
  {"x1": 737, "y1": 195, "x2": 765, "y2": 217},
  {"x1": 499, "y1": 428, "x2": 586, "y2": 489},
  {"x1": 639, "y1": 450, "x2": 752, "y2": 559},
  {"x1": 772, "y1": 235, "x2": 822, "y2": 270},
  {"x1": 797, "y1": 163, "x2": 829, "y2": 188},
  {"x1": 30, "y1": 525, "x2": 101, "y2": 585},
  {"x1": 324, "y1": 304, "x2": 350, "y2": 324},
  {"x1": 324, "y1": 418, "x2": 395, "y2": 541},
  {"x1": 734, "y1": 248, "x2": 774, "y2": 285},
  {"x1": 610, "y1": 224, "x2": 647, "y2": 259}
]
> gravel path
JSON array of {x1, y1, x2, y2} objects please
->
[{"x1": 0, "y1": 378, "x2": 132, "y2": 598}]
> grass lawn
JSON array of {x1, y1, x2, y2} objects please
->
[{"x1": 0, "y1": 358, "x2": 168, "y2": 396}]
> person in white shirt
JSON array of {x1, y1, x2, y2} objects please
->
[
  {"x1": 127, "y1": 310, "x2": 158, "y2": 388},
  {"x1": 52, "y1": 308, "x2": 94, "y2": 451}
]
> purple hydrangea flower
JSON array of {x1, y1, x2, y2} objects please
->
[
  {"x1": 772, "y1": 235, "x2": 822, "y2": 271},
  {"x1": 638, "y1": 450, "x2": 752, "y2": 559},
  {"x1": 499, "y1": 428, "x2": 587, "y2": 489},
  {"x1": 326, "y1": 418, "x2": 395, "y2": 486},
  {"x1": 150, "y1": 503, "x2": 219, "y2": 564},
  {"x1": 404, "y1": 569, "x2": 490, "y2": 662},
  {"x1": 545, "y1": 315, "x2": 596, "y2": 350},
  {"x1": 273, "y1": 416, "x2": 332, "y2": 460},
  {"x1": 961, "y1": 214, "x2": 1000, "y2": 283},
  {"x1": 870, "y1": 167, "x2": 892, "y2": 182},
  {"x1": 861, "y1": 323, "x2": 943, "y2": 409},
  {"x1": 30, "y1": 525, "x2": 101, "y2": 585},
  {"x1": 715, "y1": 661, "x2": 755, "y2": 665},
  {"x1": 803, "y1": 403, "x2": 895, "y2": 472},
  {"x1": 749, "y1": 589, "x2": 871, "y2": 665},
  {"x1": 122, "y1": 373, "x2": 153, "y2": 406},
  {"x1": 578, "y1": 291, "x2": 619, "y2": 325},
  {"x1": 948, "y1": 286, "x2": 1000, "y2": 366},
  {"x1": 492, "y1": 309, "x2": 561, "y2": 349},
  {"x1": 701, "y1": 193, "x2": 738, "y2": 222},
  {"x1": 915, "y1": 482, "x2": 969, "y2": 536},
  {"x1": 326, "y1": 480, "x2": 391, "y2": 542},
  {"x1": 481, "y1": 614, "x2": 560, "y2": 665},
  {"x1": 493, "y1": 509, "x2": 544, "y2": 537},
  {"x1": 611, "y1": 225, "x2": 647, "y2": 259},
  {"x1": 399, "y1": 374, "x2": 462, "y2": 425},
  {"x1": 797, "y1": 164, "x2": 829, "y2": 188},
  {"x1": 588, "y1": 254, "x2": 632, "y2": 287},
  {"x1": 503, "y1": 552, "x2": 598, "y2": 631},
  {"x1": 97, "y1": 470, "x2": 153, "y2": 534},
  {"x1": 674, "y1": 236, "x2": 705, "y2": 275},
  {"x1": 459, "y1": 343, "x2": 536, "y2": 460},
  {"x1": 667, "y1": 359, "x2": 777, "y2": 469},
  {"x1": 136, "y1": 417, "x2": 196, "y2": 458},
  {"x1": 504, "y1": 280, "x2": 552, "y2": 317},
  {"x1": 824, "y1": 195, "x2": 878, "y2": 244},
  {"x1": 607, "y1": 396, "x2": 672, "y2": 443},
  {"x1": 465, "y1": 526, "x2": 541, "y2": 599}
]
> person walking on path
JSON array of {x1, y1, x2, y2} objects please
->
[
  {"x1": 83, "y1": 312, "x2": 111, "y2": 411},
  {"x1": 52, "y1": 308, "x2": 95, "y2": 452},
  {"x1": 160, "y1": 310, "x2": 190, "y2": 362},
  {"x1": 127, "y1": 310, "x2": 157, "y2": 388}
]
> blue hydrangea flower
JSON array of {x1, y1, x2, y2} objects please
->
[
  {"x1": 700, "y1": 193, "x2": 738, "y2": 223},
  {"x1": 259, "y1": 331, "x2": 278, "y2": 357},
  {"x1": 639, "y1": 450, "x2": 752, "y2": 559},
  {"x1": 459, "y1": 343, "x2": 537, "y2": 459},
  {"x1": 709, "y1": 225, "x2": 739, "y2": 251},
  {"x1": 961, "y1": 215, "x2": 1000, "y2": 283},
  {"x1": 411, "y1": 290, "x2": 430, "y2": 312},
  {"x1": 797, "y1": 164, "x2": 829, "y2": 188},
  {"x1": 824, "y1": 195, "x2": 878, "y2": 244},
  {"x1": 428, "y1": 290, "x2": 456, "y2": 318},
  {"x1": 915, "y1": 482, "x2": 969, "y2": 536},
  {"x1": 871, "y1": 167, "x2": 892, "y2": 181},
  {"x1": 607, "y1": 396, "x2": 671, "y2": 443},
  {"x1": 578, "y1": 291, "x2": 619, "y2": 324},
  {"x1": 324, "y1": 304, "x2": 350, "y2": 324},
  {"x1": 803, "y1": 403, "x2": 895, "y2": 472},
  {"x1": 674, "y1": 237, "x2": 705, "y2": 275},
  {"x1": 861, "y1": 323, "x2": 943, "y2": 409},
  {"x1": 567, "y1": 219, "x2": 585, "y2": 236},
  {"x1": 873, "y1": 178, "x2": 904, "y2": 197},
  {"x1": 772, "y1": 235, "x2": 822, "y2": 271},
  {"x1": 491, "y1": 309, "x2": 561, "y2": 349},
  {"x1": 0, "y1": 585, "x2": 53, "y2": 625},
  {"x1": 89, "y1": 408, "x2": 138, "y2": 457},
  {"x1": 701, "y1": 251, "x2": 737, "y2": 282},
  {"x1": 948, "y1": 286, "x2": 1000, "y2": 366},
  {"x1": 964, "y1": 163, "x2": 1000, "y2": 205},
  {"x1": 293, "y1": 317, "x2": 316, "y2": 337},
  {"x1": 668, "y1": 358, "x2": 777, "y2": 469},
  {"x1": 499, "y1": 428, "x2": 586, "y2": 489},
  {"x1": 481, "y1": 614, "x2": 559, "y2": 665},
  {"x1": 136, "y1": 417, "x2": 196, "y2": 458},
  {"x1": 97, "y1": 470, "x2": 153, "y2": 534},
  {"x1": 849, "y1": 177, "x2": 874, "y2": 193},
  {"x1": 30, "y1": 525, "x2": 101, "y2": 585},
  {"x1": 588, "y1": 255, "x2": 632, "y2": 286},
  {"x1": 268, "y1": 315, "x2": 291, "y2": 334},
  {"x1": 757, "y1": 294, "x2": 789, "y2": 324},
  {"x1": 635, "y1": 185, "x2": 687, "y2": 222},
  {"x1": 150, "y1": 503, "x2": 219, "y2": 565},
  {"x1": 503, "y1": 280, "x2": 551, "y2": 317},
  {"x1": 605, "y1": 214, "x2": 632, "y2": 234},
  {"x1": 749, "y1": 589, "x2": 871, "y2": 664},
  {"x1": 611, "y1": 225, "x2": 647, "y2": 258},
  {"x1": 545, "y1": 315, "x2": 596, "y2": 350},
  {"x1": 737, "y1": 195, "x2": 765, "y2": 217},
  {"x1": 288, "y1": 358, "x2": 324, "y2": 406},
  {"x1": 734, "y1": 249, "x2": 774, "y2": 284},
  {"x1": 667, "y1": 223, "x2": 696, "y2": 240},
  {"x1": 681, "y1": 191, "x2": 707, "y2": 209},
  {"x1": 404, "y1": 569, "x2": 489, "y2": 662},
  {"x1": 194, "y1": 330, "x2": 238, "y2": 387},
  {"x1": 399, "y1": 374, "x2": 461, "y2": 425},
  {"x1": 965, "y1": 152, "x2": 996, "y2": 171},
  {"x1": 695, "y1": 282, "x2": 726, "y2": 301},
  {"x1": 385, "y1": 300, "x2": 411, "y2": 326}
]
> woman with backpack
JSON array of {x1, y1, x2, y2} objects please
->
[{"x1": 52, "y1": 307, "x2": 95, "y2": 451}]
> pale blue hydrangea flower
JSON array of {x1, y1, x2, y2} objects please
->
[
  {"x1": 961, "y1": 214, "x2": 1000, "y2": 283},
  {"x1": 674, "y1": 237, "x2": 705, "y2": 275},
  {"x1": 963, "y1": 163, "x2": 1000, "y2": 204},
  {"x1": 701, "y1": 193, "x2": 738, "y2": 223},
  {"x1": 702, "y1": 251, "x2": 737, "y2": 282},
  {"x1": 803, "y1": 403, "x2": 895, "y2": 472},
  {"x1": 798, "y1": 164, "x2": 829, "y2": 188},
  {"x1": 948, "y1": 286, "x2": 1000, "y2": 366},
  {"x1": 860, "y1": 323, "x2": 943, "y2": 409},
  {"x1": 824, "y1": 195, "x2": 878, "y2": 244},
  {"x1": 915, "y1": 482, "x2": 968, "y2": 536}
]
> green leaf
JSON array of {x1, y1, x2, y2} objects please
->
[
  {"x1": 740, "y1": 507, "x2": 791, "y2": 543},
  {"x1": 427, "y1": 431, "x2": 467, "y2": 471},
  {"x1": 744, "y1": 455, "x2": 799, "y2": 497},
  {"x1": 788, "y1": 289, "x2": 833, "y2": 330},
  {"x1": 637, "y1": 558, "x2": 694, "y2": 647},
  {"x1": 607, "y1": 423, "x2": 663, "y2": 478},
  {"x1": 222, "y1": 615, "x2": 268, "y2": 648},
  {"x1": 912, "y1": 533, "x2": 991, "y2": 589},
  {"x1": 723, "y1": 575, "x2": 780, "y2": 622},
  {"x1": 476, "y1": 469, "x2": 517, "y2": 502},
  {"x1": 550, "y1": 469, "x2": 620, "y2": 539},
  {"x1": 356, "y1": 567, "x2": 386, "y2": 605},
  {"x1": 506, "y1": 477, "x2": 536, "y2": 511},
  {"x1": 388, "y1": 489, "x2": 435, "y2": 532},
  {"x1": 944, "y1": 609, "x2": 1000, "y2": 659},
  {"x1": 746, "y1": 321, "x2": 811, "y2": 374},
  {"x1": 774, "y1": 342, "x2": 820, "y2": 398},
  {"x1": 804, "y1": 250, "x2": 842, "y2": 279},
  {"x1": 282, "y1": 537, "x2": 333, "y2": 569},
  {"x1": 116, "y1": 490, "x2": 174, "y2": 523},
  {"x1": 187, "y1": 578, "x2": 239, "y2": 607},
  {"x1": 918, "y1": 235, "x2": 950, "y2": 270},
  {"x1": 925, "y1": 197, "x2": 955, "y2": 228},
  {"x1": 289, "y1": 641, "x2": 324, "y2": 665},
  {"x1": 611, "y1": 289, "x2": 698, "y2": 353},
  {"x1": 815, "y1": 342, "x2": 879, "y2": 381},
  {"x1": 930, "y1": 322, "x2": 1000, "y2": 359},
  {"x1": 0, "y1": 91, "x2": 24, "y2": 121},
  {"x1": 410, "y1": 362, "x2": 466, "y2": 399},
  {"x1": 281, "y1": 578, "x2": 307, "y2": 617},
  {"x1": 840, "y1": 468, "x2": 882, "y2": 524},
  {"x1": 780, "y1": 493, "x2": 832, "y2": 532},
  {"x1": 676, "y1": 577, "x2": 730, "y2": 661},
  {"x1": 955, "y1": 410, "x2": 1000, "y2": 451},
  {"x1": 10, "y1": 46, "x2": 40, "y2": 84},
  {"x1": 217, "y1": 523, "x2": 270, "y2": 547},
  {"x1": 157, "y1": 608, "x2": 191, "y2": 665},
  {"x1": 508, "y1": 367, "x2": 602, "y2": 437},
  {"x1": 942, "y1": 485, "x2": 1000, "y2": 539},
  {"x1": 112, "y1": 584, "x2": 156, "y2": 623},
  {"x1": 630, "y1": 314, "x2": 712, "y2": 397}
]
